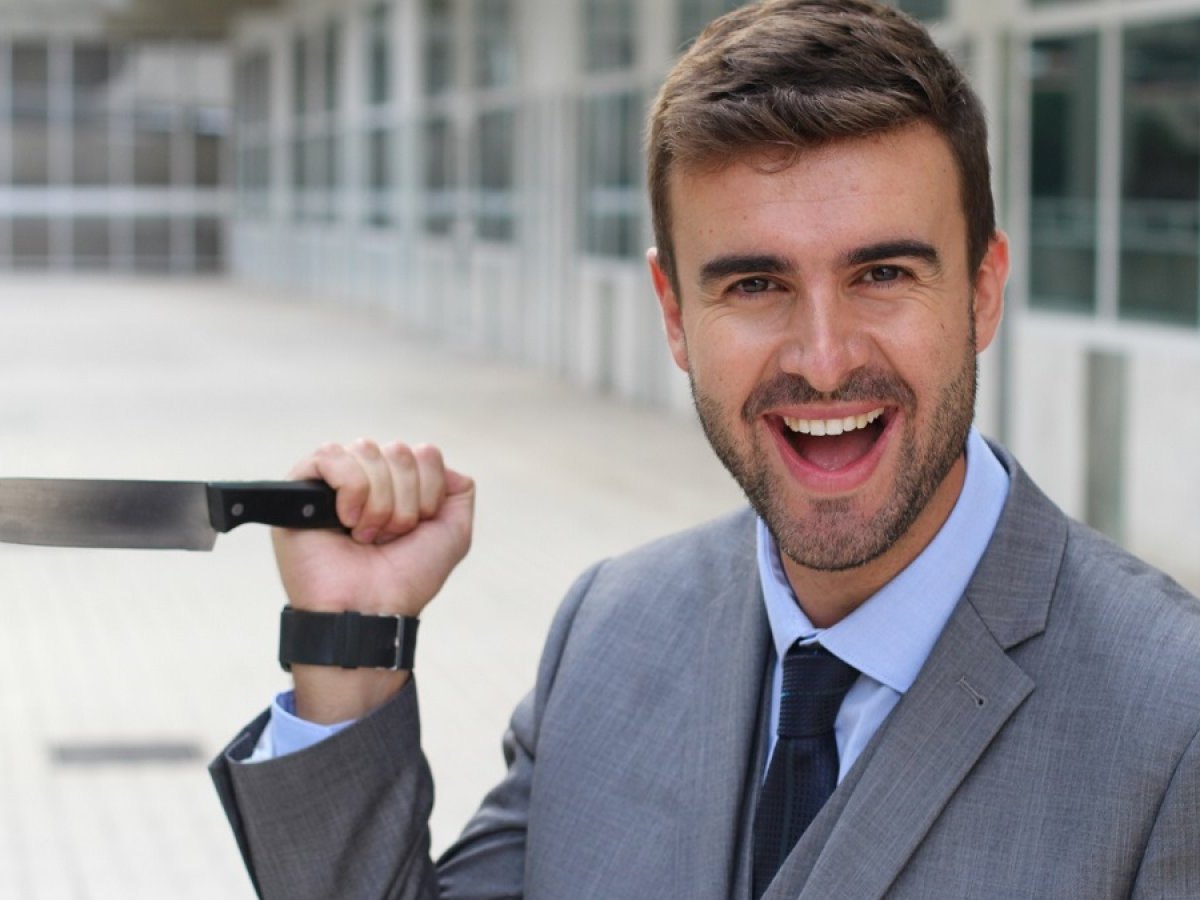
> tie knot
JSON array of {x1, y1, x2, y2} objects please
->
[{"x1": 778, "y1": 644, "x2": 859, "y2": 739}]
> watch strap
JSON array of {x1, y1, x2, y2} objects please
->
[{"x1": 278, "y1": 606, "x2": 418, "y2": 671}]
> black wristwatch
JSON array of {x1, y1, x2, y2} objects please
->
[{"x1": 278, "y1": 606, "x2": 419, "y2": 672}]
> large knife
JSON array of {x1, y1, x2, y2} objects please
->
[{"x1": 0, "y1": 479, "x2": 342, "y2": 550}]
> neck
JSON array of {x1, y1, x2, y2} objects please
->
[{"x1": 780, "y1": 454, "x2": 967, "y2": 628}]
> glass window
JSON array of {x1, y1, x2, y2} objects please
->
[
  {"x1": 366, "y1": 127, "x2": 392, "y2": 226},
  {"x1": 307, "y1": 135, "x2": 326, "y2": 194},
  {"x1": 291, "y1": 137, "x2": 306, "y2": 191},
  {"x1": 194, "y1": 129, "x2": 222, "y2": 187},
  {"x1": 12, "y1": 218, "x2": 50, "y2": 268},
  {"x1": 323, "y1": 132, "x2": 338, "y2": 194},
  {"x1": 72, "y1": 121, "x2": 110, "y2": 185},
  {"x1": 12, "y1": 43, "x2": 49, "y2": 117},
  {"x1": 476, "y1": 108, "x2": 515, "y2": 240},
  {"x1": 581, "y1": 91, "x2": 643, "y2": 257},
  {"x1": 195, "y1": 218, "x2": 223, "y2": 272},
  {"x1": 368, "y1": 3, "x2": 391, "y2": 106},
  {"x1": 134, "y1": 218, "x2": 172, "y2": 272},
  {"x1": 423, "y1": 115, "x2": 457, "y2": 234},
  {"x1": 424, "y1": 0, "x2": 455, "y2": 95},
  {"x1": 585, "y1": 0, "x2": 635, "y2": 72},
  {"x1": 1120, "y1": 19, "x2": 1200, "y2": 327},
  {"x1": 243, "y1": 145, "x2": 270, "y2": 214},
  {"x1": 13, "y1": 120, "x2": 51, "y2": 186},
  {"x1": 237, "y1": 52, "x2": 270, "y2": 128},
  {"x1": 73, "y1": 44, "x2": 114, "y2": 117},
  {"x1": 677, "y1": 0, "x2": 748, "y2": 48},
  {"x1": 1028, "y1": 35, "x2": 1099, "y2": 314},
  {"x1": 324, "y1": 22, "x2": 340, "y2": 113},
  {"x1": 291, "y1": 136, "x2": 306, "y2": 220},
  {"x1": 134, "y1": 108, "x2": 173, "y2": 185},
  {"x1": 72, "y1": 218, "x2": 111, "y2": 270},
  {"x1": 233, "y1": 52, "x2": 269, "y2": 215},
  {"x1": 12, "y1": 43, "x2": 50, "y2": 186},
  {"x1": 72, "y1": 44, "x2": 117, "y2": 186},
  {"x1": 476, "y1": 0, "x2": 514, "y2": 89},
  {"x1": 892, "y1": 0, "x2": 946, "y2": 21},
  {"x1": 292, "y1": 35, "x2": 308, "y2": 117}
]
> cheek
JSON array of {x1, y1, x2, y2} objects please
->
[
  {"x1": 877, "y1": 322, "x2": 972, "y2": 409},
  {"x1": 683, "y1": 317, "x2": 773, "y2": 391}
]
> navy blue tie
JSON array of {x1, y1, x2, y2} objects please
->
[{"x1": 751, "y1": 643, "x2": 859, "y2": 898}]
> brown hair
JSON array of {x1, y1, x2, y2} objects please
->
[{"x1": 647, "y1": 0, "x2": 994, "y2": 292}]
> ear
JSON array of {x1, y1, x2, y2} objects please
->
[
  {"x1": 972, "y1": 230, "x2": 1009, "y2": 354},
  {"x1": 648, "y1": 248, "x2": 690, "y2": 373}
]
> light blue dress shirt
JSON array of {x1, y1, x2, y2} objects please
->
[
  {"x1": 255, "y1": 428, "x2": 1009, "y2": 764},
  {"x1": 758, "y1": 427, "x2": 1010, "y2": 781}
]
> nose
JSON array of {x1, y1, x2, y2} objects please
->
[{"x1": 774, "y1": 288, "x2": 870, "y2": 394}]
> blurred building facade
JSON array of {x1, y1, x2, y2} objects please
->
[
  {"x1": 224, "y1": 0, "x2": 1200, "y2": 583},
  {"x1": 0, "y1": 0, "x2": 230, "y2": 272},
  {"x1": 0, "y1": 0, "x2": 1198, "y2": 585}
]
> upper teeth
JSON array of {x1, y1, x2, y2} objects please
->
[{"x1": 782, "y1": 408, "x2": 884, "y2": 436}]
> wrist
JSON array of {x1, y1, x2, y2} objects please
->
[
  {"x1": 277, "y1": 605, "x2": 419, "y2": 725},
  {"x1": 291, "y1": 666, "x2": 409, "y2": 724}
]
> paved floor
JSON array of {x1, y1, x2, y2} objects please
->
[{"x1": 0, "y1": 276, "x2": 745, "y2": 899}]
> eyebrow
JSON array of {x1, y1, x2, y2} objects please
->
[
  {"x1": 695, "y1": 240, "x2": 944, "y2": 289},
  {"x1": 843, "y1": 240, "x2": 941, "y2": 270},
  {"x1": 697, "y1": 254, "x2": 794, "y2": 288}
]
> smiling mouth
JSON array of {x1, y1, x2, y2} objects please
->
[{"x1": 775, "y1": 407, "x2": 889, "y2": 472}]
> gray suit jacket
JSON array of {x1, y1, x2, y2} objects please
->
[{"x1": 212, "y1": 450, "x2": 1200, "y2": 898}]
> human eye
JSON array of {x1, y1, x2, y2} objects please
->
[
  {"x1": 858, "y1": 265, "x2": 910, "y2": 287},
  {"x1": 730, "y1": 276, "x2": 780, "y2": 296}
]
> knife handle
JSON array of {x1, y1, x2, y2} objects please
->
[{"x1": 207, "y1": 481, "x2": 344, "y2": 533}]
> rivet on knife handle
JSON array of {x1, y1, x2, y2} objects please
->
[{"x1": 206, "y1": 481, "x2": 343, "y2": 533}]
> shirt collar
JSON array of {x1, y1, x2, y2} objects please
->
[{"x1": 757, "y1": 427, "x2": 1011, "y2": 694}]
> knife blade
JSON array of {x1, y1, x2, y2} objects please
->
[{"x1": 0, "y1": 478, "x2": 342, "y2": 550}]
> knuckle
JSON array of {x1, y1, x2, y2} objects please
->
[
  {"x1": 308, "y1": 442, "x2": 345, "y2": 470},
  {"x1": 412, "y1": 443, "x2": 444, "y2": 466},
  {"x1": 352, "y1": 437, "x2": 383, "y2": 460},
  {"x1": 384, "y1": 442, "x2": 417, "y2": 470},
  {"x1": 390, "y1": 508, "x2": 420, "y2": 532}
]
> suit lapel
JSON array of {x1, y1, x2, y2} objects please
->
[
  {"x1": 678, "y1": 510, "x2": 771, "y2": 900},
  {"x1": 766, "y1": 455, "x2": 1068, "y2": 899},
  {"x1": 777, "y1": 601, "x2": 1034, "y2": 899}
]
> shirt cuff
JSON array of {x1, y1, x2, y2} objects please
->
[{"x1": 245, "y1": 690, "x2": 356, "y2": 762}]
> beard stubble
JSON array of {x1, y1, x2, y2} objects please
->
[{"x1": 691, "y1": 322, "x2": 978, "y2": 573}]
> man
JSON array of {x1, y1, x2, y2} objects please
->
[{"x1": 212, "y1": 1, "x2": 1200, "y2": 897}]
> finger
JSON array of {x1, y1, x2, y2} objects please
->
[
  {"x1": 443, "y1": 466, "x2": 475, "y2": 499},
  {"x1": 440, "y1": 466, "x2": 476, "y2": 556},
  {"x1": 348, "y1": 438, "x2": 400, "y2": 544},
  {"x1": 411, "y1": 443, "x2": 447, "y2": 521},
  {"x1": 371, "y1": 441, "x2": 420, "y2": 541},
  {"x1": 292, "y1": 443, "x2": 372, "y2": 530}
]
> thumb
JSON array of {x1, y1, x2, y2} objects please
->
[{"x1": 444, "y1": 467, "x2": 475, "y2": 500}]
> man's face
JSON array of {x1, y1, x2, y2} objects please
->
[{"x1": 650, "y1": 123, "x2": 1008, "y2": 583}]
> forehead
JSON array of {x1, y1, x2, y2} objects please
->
[{"x1": 667, "y1": 124, "x2": 968, "y2": 269}]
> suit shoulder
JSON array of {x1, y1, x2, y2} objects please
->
[
  {"x1": 601, "y1": 506, "x2": 757, "y2": 575},
  {"x1": 563, "y1": 507, "x2": 759, "y2": 630},
  {"x1": 1058, "y1": 517, "x2": 1200, "y2": 638},
  {"x1": 1043, "y1": 518, "x2": 1200, "y2": 713}
]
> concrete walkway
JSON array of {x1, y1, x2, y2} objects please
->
[{"x1": 0, "y1": 275, "x2": 744, "y2": 898}]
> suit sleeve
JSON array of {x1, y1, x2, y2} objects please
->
[
  {"x1": 1132, "y1": 722, "x2": 1200, "y2": 899},
  {"x1": 210, "y1": 681, "x2": 439, "y2": 900},
  {"x1": 210, "y1": 562, "x2": 600, "y2": 900}
]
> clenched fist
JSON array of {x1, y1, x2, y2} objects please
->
[{"x1": 273, "y1": 439, "x2": 475, "y2": 723}]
